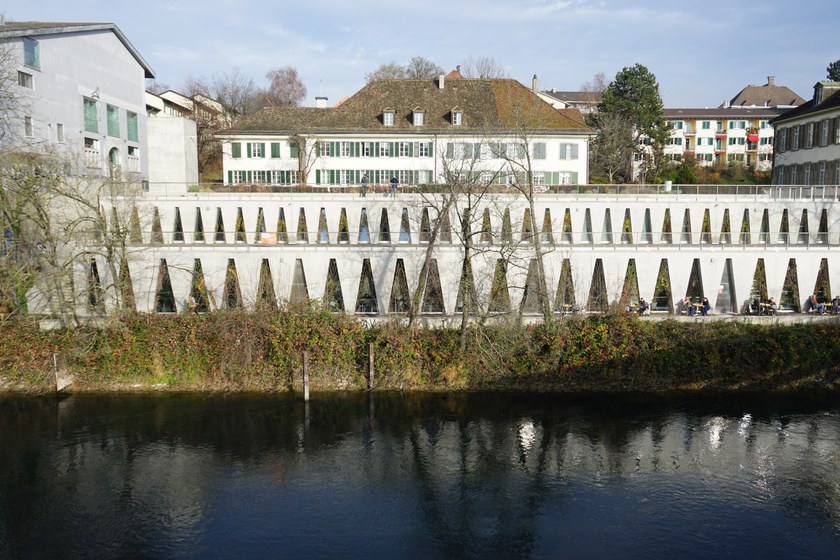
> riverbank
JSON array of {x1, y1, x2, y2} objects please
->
[{"x1": 2, "y1": 311, "x2": 840, "y2": 394}]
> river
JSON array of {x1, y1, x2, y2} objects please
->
[{"x1": 1, "y1": 391, "x2": 839, "y2": 559}]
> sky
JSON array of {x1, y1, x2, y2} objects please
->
[{"x1": 3, "y1": 0, "x2": 838, "y2": 108}]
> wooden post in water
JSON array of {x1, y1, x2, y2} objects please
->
[
  {"x1": 368, "y1": 342, "x2": 374, "y2": 390},
  {"x1": 303, "y1": 351, "x2": 310, "y2": 401}
]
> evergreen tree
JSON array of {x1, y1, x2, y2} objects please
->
[{"x1": 827, "y1": 59, "x2": 840, "y2": 82}]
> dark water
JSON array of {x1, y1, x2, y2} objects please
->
[{"x1": 1, "y1": 391, "x2": 840, "y2": 560}]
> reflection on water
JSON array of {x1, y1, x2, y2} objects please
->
[{"x1": 1, "y1": 392, "x2": 839, "y2": 559}]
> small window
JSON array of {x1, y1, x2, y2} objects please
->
[
  {"x1": 383, "y1": 110, "x2": 394, "y2": 126},
  {"x1": 107, "y1": 105, "x2": 120, "y2": 137},
  {"x1": 23, "y1": 38, "x2": 39, "y2": 70},
  {"x1": 17, "y1": 71, "x2": 33, "y2": 89},
  {"x1": 128, "y1": 146, "x2": 139, "y2": 157},
  {"x1": 452, "y1": 110, "x2": 462, "y2": 126},
  {"x1": 56, "y1": 123, "x2": 64, "y2": 143},
  {"x1": 413, "y1": 110, "x2": 424, "y2": 126},
  {"x1": 24, "y1": 116, "x2": 33, "y2": 137}
]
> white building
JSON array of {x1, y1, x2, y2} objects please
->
[
  {"x1": 219, "y1": 75, "x2": 593, "y2": 190},
  {"x1": 772, "y1": 81, "x2": 840, "y2": 185},
  {"x1": 145, "y1": 91, "x2": 199, "y2": 188},
  {"x1": 0, "y1": 20, "x2": 155, "y2": 180}
]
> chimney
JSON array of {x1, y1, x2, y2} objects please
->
[
  {"x1": 723, "y1": 99, "x2": 730, "y2": 109},
  {"x1": 438, "y1": 74, "x2": 445, "y2": 90},
  {"x1": 456, "y1": 65, "x2": 461, "y2": 75},
  {"x1": 767, "y1": 76, "x2": 775, "y2": 86},
  {"x1": 532, "y1": 74, "x2": 538, "y2": 93},
  {"x1": 315, "y1": 96, "x2": 328, "y2": 108}
]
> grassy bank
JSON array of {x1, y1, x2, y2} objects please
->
[{"x1": 2, "y1": 311, "x2": 840, "y2": 393}]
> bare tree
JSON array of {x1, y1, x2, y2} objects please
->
[
  {"x1": 580, "y1": 71, "x2": 607, "y2": 109},
  {"x1": 263, "y1": 66, "x2": 307, "y2": 108},
  {"x1": 211, "y1": 68, "x2": 262, "y2": 118},
  {"x1": 145, "y1": 79, "x2": 171, "y2": 94},
  {"x1": 365, "y1": 62, "x2": 408, "y2": 82},
  {"x1": 405, "y1": 57, "x2": 444, "y2": 79},
  {"x1": 365, "y1": 57, "x2": 443, "y2": 82},
  {"x1": 459, "y1": 56, "x2": 508, "y2": 79},
  {"x1": 182, "y1": 77, "x2": 227, "y2": 182},
  {"x1": 0, "y1": 38, "x2": 26, "y2": 148},
  {"x1": 589, "y1": 111, "x2": 635, "y2": 183}
]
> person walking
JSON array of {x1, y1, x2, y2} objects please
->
[
  {"x1": 390, "y1": 176, "x2": 398, "y2": 197},
  {"x1": 360, "y1": 173, "x2": 368, "y2": 197}
]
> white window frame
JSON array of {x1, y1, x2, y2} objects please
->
[
  {"x1": 821, "y1": 120, "x2": 830, "y2": 146},
  {"x1": 362, "y1": 142, "x2": 372, "y2": 157},
  {"x1": 413, "y1": 111, "x2": 424, "y2": 126},
  {"x1": 24, "y1": 116, "x2": 33, "y2": 137},
  {"x1": 806, "y1": 123, "x2": 814, "y2": 149},
  {"x1": 792, "y1": 127, "x2": 800, "y2": 150},
  {"x1": 452, "y1": 111, "x2": 462, "y2": 126},
  {"x1": 379, "y1": 142, "x2": 391, "y2": 157},
  {"x1": 819, "y1": 162, "x2": 826, "y2": 185},
  {"x1": 56, "y1": 123, "x2": 64, "y2": 143},
  {"x1": 417, "y1": 142, "x2": 430, "y2": 157},
  {"x1": 383, "y1": 111, "x2": 395, "y2": 126},
  {"x1": 399, "y1": 142, "x2": 410, "y2": 157},
  {"x1": 17, "y1": 71, "x2": 33, "y2": 89},
  {"x1": 341, "y1": 142, "x2": 350, "y2": 157}
]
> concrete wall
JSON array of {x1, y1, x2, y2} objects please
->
[
  {"x1": 85, "y1": 191, "x2": 840, "y2": 319},
  {"x1": 146, "y1": 115, "x2": 198, "y2": 187}
]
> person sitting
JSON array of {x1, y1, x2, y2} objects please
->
[
  {"x1": 767, "y1": 296, "x2": 778, "y2": 316},
  {"x1": 637, "y1": 298, "x2": 650, "y2": 316},
  {"x1": 701, "y1": 297, "x2": 711, "y2": 316},
  {"x1": 807, "y1": 294, "x2": 826, "y2": 314},
  {"x1": 833, "y1": 295, "x2": 840, "y2": 314},
  {"x1": 683, "y1": 296, "x2": 695, "y2": 316}
]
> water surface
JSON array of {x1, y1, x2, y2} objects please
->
[{"x1": 1, "y1": 391, "x2": 839, "y2": 559}]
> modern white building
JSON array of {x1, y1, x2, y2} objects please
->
[
  {"x1": 772, "y1": 81, "x2": 840, "y2": 185},
  {"x1": 0, "y1": 20, "x2": 155, "y2": 180},
  {"x1": 145, "y1": 90, "x2": 199, "y2": 187}
]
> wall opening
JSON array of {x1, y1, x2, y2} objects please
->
[
  {"x1": 235, "y1": 207, "x2": 246, "y2": 243},
  {"x1": 189, "y1": 259, "x2": 210, "y2": 313},
  {"x1": 118, "y1": 259, "x2": 136, "y2": 312},
  {"x1": 356, "y1": 258, "x2": 379, "y2": 313},
  {"x1": 324, "y1": 258, "x2": 344, "y2": 312},
  {"x1": 587, "y1": 258, "x2": 608, "y2": 312},
  {"x1": 296, "y1": 208, "x2": 308, "y2": 243},
  {"x1": 173, "y1": 208, "x2": 184, "y2": 242},
  {"x1": 277, "y1": 208, "x2": 288, "y2": 243},
  {"x1": 151, "y1": 207, "x2": 163, "y2": 244},
  {"x1": 154, "y1": 258, "x2": 176, "y2": 313},
  {"x1": 520, "y1": 259, "x2": 544, "y2": 314},
  {"x1": 194, "y1": 207, "x2": 205, "y2": 243},
  {"x1": 318, "y1": 208, "x2": 330, "y2": 244},
  {"x1": 455, "y1": 257, "x2": 478, "y2": 315},
  {"x1": 554, "y1": 258, "x2": 576, "y2": 312},
  {"x1": 780, "y1": 258, "x2": 800, "y2": 312},
  {"x1": 421, "y1": 259, "x2": 445, "y2": 314},
  {"x1": 290, "y1": 258, "x2": 309, "y2": 308},
  {"x1": 389, "y1": 259, "x2": 410, "y2": 314},
  {"x1": 215, "y1": 207, "x2": 226, "y2": 243},
  {"x1": 223, "y1": 258, "x2": 242, "y2": 309},
  {"x1": 652, "y1": 259, "x2": 673, "y2": 312},
  {"x1": 619, "y1": 258, "x2": 639, "y2": 309},
  {"x1": 257, "y1": 258, "x2": 277, "y2": 310},
  {"x1": 488, "y1": 259, "x2": 511, "y2": 313},
  {"x1": 379, "y1": 209, "x2": 391, "y2": 243},
  {"x1": 715, "y1": 258, "x2": 737, "y2": 314}
]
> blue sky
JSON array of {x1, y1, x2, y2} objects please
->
[{"x1": 3, "y1": 0, "x2": 838, "y2": 108}]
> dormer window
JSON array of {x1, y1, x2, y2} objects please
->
[
  {"x1": 451, "y1": 108, "x2": 463, "y2": 126},
  {"x1": 413, "y1": 107, "x2": 425, "y2": 126},
  {"x1": 383, "y1": 109, "x2": 395, "y2": 127}
]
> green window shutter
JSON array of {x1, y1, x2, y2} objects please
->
[
  {"x1": 355, "y1": 142, "x2": 361, "y2": 157},
  {"x1": 271, "y1": 142, "x2": 280, "y2": 158},
  {"x1": 259, "y1": 143, "x2": 266, "y2": 158},
  {"x1": 329, "y1": 170, "x2": 335, "y2": 184},
  {"x1": 408, "y1": 143, "x2": 414, "y2": 157},
  {"x1": 374, "y1": 142, "x2": 380, "y2": 157},
  {"x1": 428, "y1": 142, "x2": 434, "y2": 157},
  {"x1": 246, "y1": 143, "x2": 252, "y2": 158},
  {"x1": 315, "y1": 169, "x2": 321, "y2": 184},
  {"x1": 228, "y1": 171, "x2": 233, "y2": 184},
  {"x1": 332, "y1": 141, "x2": 339, "y2": 156},
  {"x1": 231, "y1": 142, "x2": 241, "y2": 158},
  {"x1": 571, "y1": 172, "x2": 579, "y2": 184},
  {"x1": 447, "y1": 143, "x2": 454, "y2": 158},
  {"x1": 245, "y1": 171, "x2": 252, "y2": 182},
  {"x1": 571, "y1": 144, "x2": 579, "y2": 159}
]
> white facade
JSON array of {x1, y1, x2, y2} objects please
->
[
  {"x1": 1, "y1": 22, "x2": 153, "y2": 179},
  {"x1": 145, "y1": 91, "x2": 199, "y2": 188},
  {"x1": 772, "y1": 83, "x2": 840, "y2": 186},
  {"x1": 220, "y1": 134, "x2": 589, "y2": 190}
]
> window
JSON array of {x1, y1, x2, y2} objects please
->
[
  {"x1": 668, "y1": 138, "x2": 683, "y2": 146},
  {"x1": 341, "y1": 142, "x2": 350, "y2": 157},
  {"x1": 792, "y1": 127, "x2": 800, "y2": 150},
  {"x1": 806, "y1": 123, "x2": 814, "y2": 149},
  {"x1": 126, "y1": 111, "x2": 138, "y2": 142},
  {"x1": 320, "y1": 142, "x2": 330, "y2": 157},
  {"x1": 778, "y1": 129, "x2": 787, "y2": 152},
  {"x1": 533, "y1": 172, "x2": 545, "y2": 186},
  {"x1": 413, "y1": 110, "x2": 424, "y2": 126},
  {"x1": 84, "y1": 137, "x2": 100, "y2": 167},
  {"x1": 417, "y1": 142, "x2": 430, "y2": 157},
  {"x1": 17, "y1": 71, "x2": 33, "y2": 89},
  {"x1": 24, "y1": 116, "x2": 33, "y2": 137},
  {"x1": 533, "y1": 142, "x2": 546, "y2": 159},
  {"x1": 379, "y1": 142, "x2": 391, "y2": 157},
  {"x1": 559, "y1": 143, "x2": 579, "y2": 160},
  {"x1": 56, "y1": 123, "x2": 64, "y2": 143},
  {"x1": 701, "y1": 121, "x2": 710, "y2": 130},
  {"x1": 760, "y1": 137, "x2": 772, "y2": 145},
  {"x1": 670, "y1": 121, "x2": 683, "y2": 130},
  {"x1": 399, "y1": 142, "x2": 410, "y2": 157},
  {"x1": 819, "y1": 162, "x2": 826, "y2": 185},
  {"x1": 452, "y1": 110, "x2": 462, "y2": 125},
  {"x1": 231, "y1": 142, "x2": 241, "y2": 158},
  {"x1": 383, "y1": 110, "x2": 394, "y2": 126},
  {"x1": 248, "y1": 142, "x2": 265, "y2": 158},
  {"x1": 127, "y1": 146, "x2": 140, "y2": 172},
  {"x1": 107, "y1": 105, "x2": 120, "y2": 137},
  {"x1": 760, "y1": 120, "x2": 769, "y2": 129},
  {"x1": 23, "y1": 37, "x2": 39, "y2": 70},
  {"x1": 290, "y1": 142, "x2": 300, "y2": 158},
  {"x1": 362, "y1": 142, "x2": 372, "y2": 157},
  {"x1": 821, "y1": 120, "x2": 830, "y2": 146},
  {"x1": 83, "y1": 97, "x2": 98, "y2": 133},
  {"x1": 271, "y1": 142, "x2": 281, "y2": 158}
]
